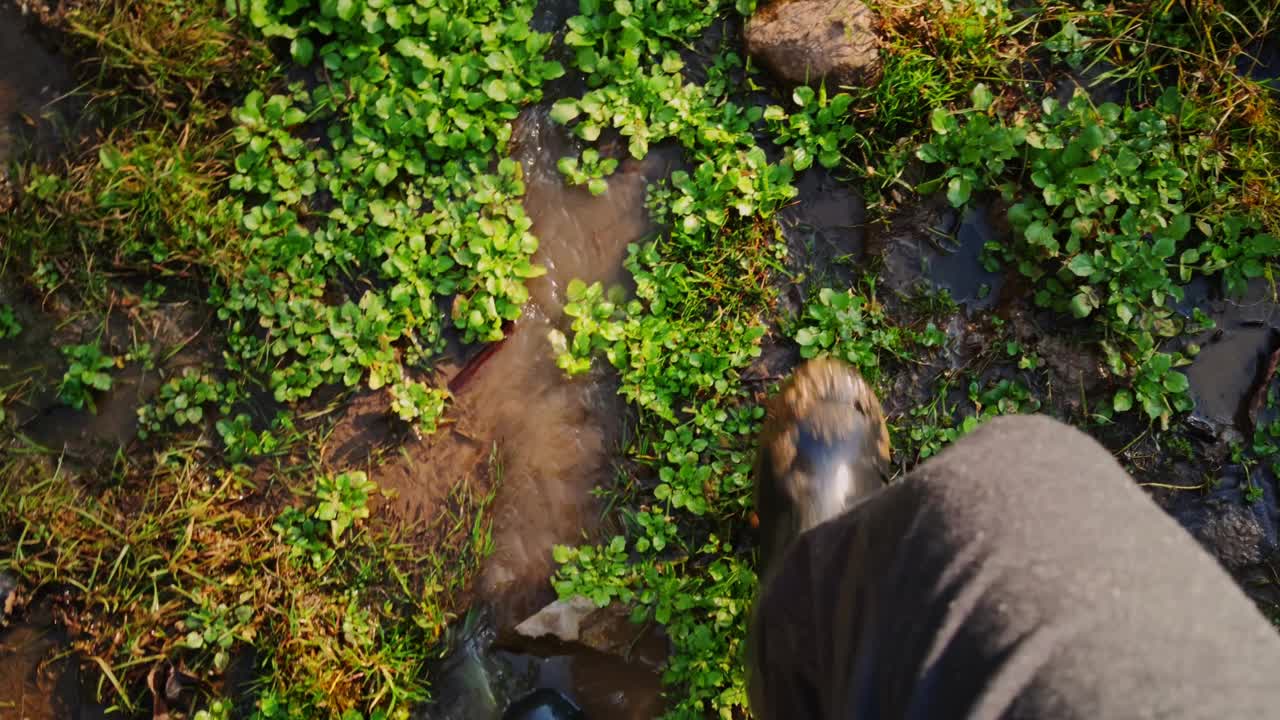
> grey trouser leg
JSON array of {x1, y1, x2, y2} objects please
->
[{"x1": 751, "y1": 415, "x2": 1280, "y2": 719}]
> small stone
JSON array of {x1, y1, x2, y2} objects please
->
[
  {"x1": 515, "y1": 597, "x2": 667, "y2": 668},
  {"x1": 514, "y1": 596, "x2": 599, "y2": 643},
  {"x1": 745, "y1": 0, "x2": 881, "y2": 89}
]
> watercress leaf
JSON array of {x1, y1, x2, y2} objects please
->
[
  {"x1": 930, "y1": 108, "x2": 953, "y2": 135},
  {"x1": 1116, "y1": 302, "x2": 1134, "y2": 324},
  {"x1": 98, "y1": 145, "x2": 124, "y2": 172},
  {"x1": 541, "y1": 60, "x2": 566, "y2": 80},
  {"x1": 484, "y1": 79, "x2": 508, "y2": 102},
  {"x1": 946, "y1": 176, "x2": 972, "y2": 207},
  {"x1": 550, "y1": 99, "x2": 580, "y2": 124},
  {"x1": 1068, "y1": 292, "x2": 1094, "y2": 318},
  {"x1": 1142, "y1": 392, "x2": 1167, "y2": 421},
  {"x1": 971, "y1": 83, "x2": 993, "y2": 111},
  {"x1": 291, "y1": 37, "x2": 314, "y2": 65},
  {"x1": 1162, "y1": 371, "x2": 1189, "y2": 394},
  {"x1": 1066, "y1": 254, "x2": 1095, "y2": 277},
  {"x1": 791, "y1": 146, "x2": 812, "y2": 170},
  {"x1": 1113, "y1": 389, "x2": 1133, "y2": 413},
  {"x1": 374, "y1": 162, "x2": 398, "y2": 186}
]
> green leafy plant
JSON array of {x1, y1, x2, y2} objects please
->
[
  {"x1": 548, "y1": 279, "x2": 627, "y2": 376},
  {"x1": 389, "y1": 379, "x2": 449, "y2": 434},
  {"x1": 897, "y1": 376, "x2": 1043, "y2": 465},
  {"x1": 217, "y1": 0, "x2": 568, "y2": 408},
  {"x1": 216, "y1": 412, "x2": 289, "y2": 463},
  {"x1": 790, "y1": 283, "x2": 939, "y2": 384},
  {"x1": 273, "y1": 506, "x2": 336, "y2": 571},
  {"x1": 763, "y1": 85, "x2": 856, "y2": 170},
  {"x1": 137, "y1": 368, "x2": 238, "y2": 438},
  {"x1": 916, "y1": 85, "x2": 1274, "y2": 426},
  {"x1": 58, "y1": 343, "x2": 115, "y2": 412},
  {"x1": 0, "y1": 305, "x2": 21, "y2": 339},
  {"x1": 273, "y1": 471, "x2": 378, "y2": 570},
  {"x1": 184, "y1": 595, "x2": 256, "y2": 672},
  {"x1": 194, "y1": 698, "x2": 235, "y2": 720},
  {"x1": 314, "y1": 471, "x2": 377, "y2": 544},
  {"x1": 558, "y1": 148, "x2": 619, "y2": 195}
]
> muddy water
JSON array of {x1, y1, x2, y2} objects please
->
[
  {"x1": 470, "y1": 108, "x2": 673, "y2": 621},
  {"x1": 924, "y1": 201, "x2": 1007, "y2": 310},
  {"x1": 350, "y1": 106, "x2": 679, "y2": 717},
  {"x1": 422, "y1": 613, "x2": 665, "y2": 720},
  {"x1": 360, "y1": 108, "x2": 677, "y2": 630}
]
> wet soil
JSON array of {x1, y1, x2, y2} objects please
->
[
  {"x1": 0, "y1": 279, "x2": 214, "y2": 468},
  {"x1": 0, "y1": 1, "x2": 78, "y2": 167},
  {"x1": 0, "y1": 596, "x2": 103, "y2": 720}
]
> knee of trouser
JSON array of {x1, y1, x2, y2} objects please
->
[
  {"x1": 915, "y1": 413, "x2": 1127, "y2": 499},
  {"x1": 961, "y1": 414, "x2": 1108, "y2": 462}
]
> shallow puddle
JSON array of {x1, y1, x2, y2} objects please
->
[
  {"x1": 1179, "y1": 278, "x2": 1280, "y2": 437},
  {"x1": 877, "y1": 195, "x2": 1006, "y2": 311},
  {"x1": 778, "y1": 168, "x2": 867, "y2": 288},
  {"x1": 421, "y1": 611, "x2": 665, "y2": 720},
  {"x1": 343, "y1": 107, "x2": 678, "y2": 636},
  {"x1": 924, "y1": 202, "x2": 1007, "y2": 310}
]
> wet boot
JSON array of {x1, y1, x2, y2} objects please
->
[
  {"x1": 754, "y1": 358, "x2": 890, "y2": 581},
  {"x1": 502, "y1": 688, "x2": 586, "y2": 720}
]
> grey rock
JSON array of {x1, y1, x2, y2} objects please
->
[
  {"x1": 745, "y1": 0, "x2": 881, "y2": 89},
  {"x1": 1193, "y1": 505, "x2": 1269, "y2": 568},
  {"x1": 1172, "y1": 468, "x2": 1280, "y2": 570}
]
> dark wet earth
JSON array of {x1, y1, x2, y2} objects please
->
[
  {"x1": 5, "y1": 5, "x2": 1280, "y2": 720},
  {"x1": 0, "y1": 2, "x2": 78, "y2": 168}
]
